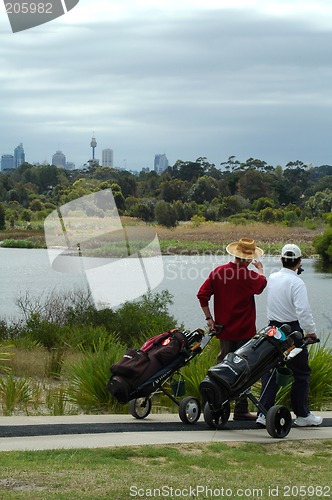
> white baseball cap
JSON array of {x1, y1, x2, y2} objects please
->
[{"x1": 281, "y1": 244, "x2": 302, "y2": 259}]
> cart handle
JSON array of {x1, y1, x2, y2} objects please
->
[
  {"x1": 211, "y1": 324, "x2": 223, "y2": 335},
  {"x1": 303, "y1": 337, "x2": 320, "y2": 346},
  {"x1": 284, "y1": 336, "x2": 320, "y2": 359},
  {"x1": 190, "y1": 325, "x2": 222, "y2": 352}
]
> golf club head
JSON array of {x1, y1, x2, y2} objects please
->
[
  {"x1": 279, "y1": 324, "x2": 292, "y2": 335},
  {"x1": 291, "y1": 331, "x2": 304, "y2": 340}
]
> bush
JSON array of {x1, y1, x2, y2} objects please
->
[
  {"x1": 1, "y1": 239, "x2": 36, "y2": 249},
  {"x1": 16, "y1": 288, "x2": 93, "y2": 324},
  {"x1": 24, "y1": 314, "x2": 64, "y2": 348},
  {"x1": 259, "y1": 207, "x2": 276, "y2": 223},
  {"x1": 0, "y1": 374, "x2": 35, "y2": 416},
  {"x1": 313, "y1": 227, "x2": 332, "y2": 263},
  {"x1": 155, "y1": 201, "x2": 177, "y2": 227},
  {"x1": 108, "y1": 290, "x2": 179, "y2": 346},
  {"x1": 190, "y1": 214, "x2": 206, "y2": 227},
  {"x1": 11, "y1": 289, "x2": 178, "y2": 350},
  {"x1": 325, "y1": 213, "x2": 332, "y2": 227},
  {"x1": 282, "y1": 210, "x2": 298, "y2": 226},
  {"x1": 227, "y1": 216, "x2": 247, "y2": 225},
  {"x1": 0, "y1": 203, "x2": 5, "y2": 230},
  {"x1": 63, "y1": 289, "x2": 178, "y2": 347}
]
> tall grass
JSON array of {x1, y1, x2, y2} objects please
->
[
  {"x1": 66, "y1": 335, "x2": 126, "y2": 413},
  {"x1": 0, "y1": 374, "x2": 35, "y2": 415},
  {"x1": 45, "y1": 385, "x2": 74, "y2": 416},
  {"x1": 0, "y1": 342, "x2": 12, "y2": 374},
  {"x1": 181, "y1": 337, "x2": 219, "y2": 401},
  {"x1": 276, "y1": 336, "x2": 332, "y2": 410}
]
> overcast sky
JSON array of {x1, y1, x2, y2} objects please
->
[{"x1": 1, "y1": 0, "x2": 332, "y2": 171}]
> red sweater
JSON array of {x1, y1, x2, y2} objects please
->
[{"x1": 197, "y1": 261, "x2": 267, "y2": 340}]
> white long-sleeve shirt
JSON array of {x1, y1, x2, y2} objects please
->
[{"x1": 267, "y1": 267, "x2": 316, "y2": 334}]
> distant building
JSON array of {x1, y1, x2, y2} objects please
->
[
  {"x1": 14, "y1": 143, "x2": 25, "y2": 168},
  {"x1": 102, "y1": 148, "x2": 114, "y2": 167},
  {"x1": 154, "y1": 153, "x2": 169, "y2": 174},
  {"x1": 52, "y1": 150, "x2": 66, "y2": 168},
  {"x1": 65, "y1": 162, "x2": 76, "y2": 170},
  {"x1": 90, "y1": 135, "x2": 97, "y2": 160},
  {"x1": 1, "y1": 154, "x2": 14, "y2": 171}
]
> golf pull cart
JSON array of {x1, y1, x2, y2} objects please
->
[
  {"x1": 107, "y1": 327, "x2": 216, "y2": 424},
  {"x1": 200, "y1": 324, "x2": 319, "y2": 438}
]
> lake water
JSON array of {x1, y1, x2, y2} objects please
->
[{"x1": 0, "y1": 248, "x2": 331, "y2": 345}]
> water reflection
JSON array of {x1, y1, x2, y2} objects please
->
[{"x1": 313, "y1": 260, "x2": 332, "y2": 275}]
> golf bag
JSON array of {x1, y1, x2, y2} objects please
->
[
  {"x1": 200, "y1": 324, "x2": 295, "y2": 409},
  {"x1": 107, "y1": 329, "x2": 188, "y2": 404}
]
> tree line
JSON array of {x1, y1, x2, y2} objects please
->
[{"x1": 0, "y1": 156, "x2": 332, "y2": 229}]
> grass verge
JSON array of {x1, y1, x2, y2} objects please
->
[{"x1": 0, "y1": 440, "x2": 331, "y2": 499}]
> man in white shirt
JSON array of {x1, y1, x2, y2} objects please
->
[{"x1": 256, "y1": 244, "x2": 323, "y2": 427}]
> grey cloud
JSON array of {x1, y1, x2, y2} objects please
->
[{"x1": 1, "y1": 8, "x2": 332, "y2": 168}]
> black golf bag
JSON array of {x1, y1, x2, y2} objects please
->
[{"x1": 200, "y1": 324, "x2": 295, "y2": 410}]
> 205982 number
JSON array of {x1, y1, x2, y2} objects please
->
[
  {"x1": 5, "y1": 2, "x2": 53, "y2": 14},
  {"x1": 283, "y1": 485, "x2": 331, "y2": 497}
]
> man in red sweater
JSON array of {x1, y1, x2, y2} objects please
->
[{"x1": 197, "y1": 237, "x2": 266, "y2": 420}]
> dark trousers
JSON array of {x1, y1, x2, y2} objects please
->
[
  {"x1": 218, "y1": 338, "x2": 252, "y2": 415},
  {"x1": 259, "y1": 321, "x2": 311, "y2": 418}
]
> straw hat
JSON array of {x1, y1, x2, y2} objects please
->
[{"x1": 226, "y1": 238, "x2": 264, "y2": 259}]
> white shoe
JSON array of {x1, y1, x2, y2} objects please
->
[
  {"x1": 294, "y1": 412, "x2": 323, "y2": 427},
  {"x1": 256, "y1": 413, "x2": 266, "y2": 426}
]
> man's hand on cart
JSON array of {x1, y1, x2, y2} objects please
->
[
  {"x1": 304, "y1": 333, "x2": 320, "y2": 344},
  {"x1": 206, "y1": 317, "x2": 215, "y2": 331},
  {"x1": 208, "y1": 323, "x2": 223, "y2": 336},
  {"x1": 206, "y1": 317, "x2": 223, "y2": 335}
]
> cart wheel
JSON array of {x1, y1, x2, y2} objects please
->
[
  {"x1": 178, "y1": 396, "x2": 201, "y2": 424},
  {"x1": 266, "y1": 405, "x2": 292, "y2": 438},
  {"x1": 203, "y1": 401, "x2": 230, "y2": 429},
  {"x1": 129, "y1": 398, "x2": 152, "y2": 419}
]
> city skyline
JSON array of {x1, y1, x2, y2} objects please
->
[{"x1": 0, "y1": 139, "x2": 170, "y2": 172}]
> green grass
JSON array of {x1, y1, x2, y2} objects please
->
[
  {"x1": 160, "y1": 239, "x2": 224, "y2": 255},
  {"x1": 0, "y1": 239, "x2": 41, "y2": 249},
  {"x1": 0, "y1": 440, "x2": 331, "y2": 499}
]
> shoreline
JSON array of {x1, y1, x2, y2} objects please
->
[{"x1": 0, "y1": 221, "x2": 324, "y2": 257}]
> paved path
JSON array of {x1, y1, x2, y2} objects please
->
[{"x1": 0, "y1": 412, "x2": 331, "y2": 451}]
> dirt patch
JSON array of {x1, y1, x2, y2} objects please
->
[{"x1": 0, "y1": 478, "x2": 48, "y2": 491}]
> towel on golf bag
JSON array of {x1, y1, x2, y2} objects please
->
[{"x1": 107, "y1": 329, "x2": 188, "y2": 403}]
